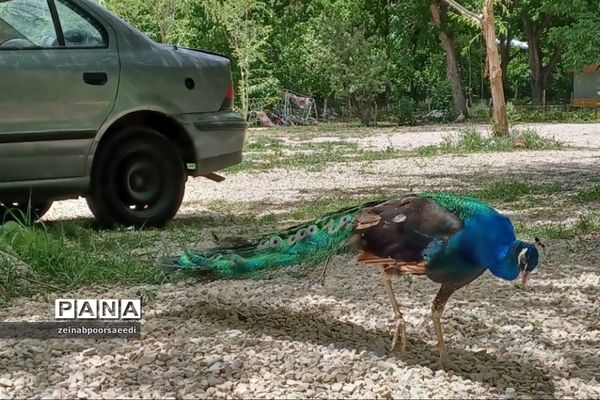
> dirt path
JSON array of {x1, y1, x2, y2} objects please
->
[{"x1": 1, "y1": 122, "x2": 599, "y2": 398}]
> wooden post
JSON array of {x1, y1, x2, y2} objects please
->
[
  {"x1": 542, "y1": 89, "x2": 546, "y2": 111},
  {"x1": 481, "y1": 0, "x2": 508, "y2": 136},
  {"x1": 443, "y1": 0, "x2": 509, "y2": 136}
]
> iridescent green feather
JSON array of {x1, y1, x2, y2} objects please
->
[
  {"x1": 167, "y1": 200, "x2": 382, "y2": 278},
  {"x1": 421, "y1": 193, "x2": 495, "y2": 219}
]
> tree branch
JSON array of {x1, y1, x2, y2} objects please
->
[
  {"x1": 543, "y1": 45, "x2": 562, "y2": 77},
  {"x1": 441, "y1": 0, "x2": 482, "y2": 26},
  {"x1": 539, "y1": 13, "x2": 553, "y2": 32}
]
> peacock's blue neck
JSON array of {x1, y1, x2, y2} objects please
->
[{"x1": 488, "y1": 241, "x2": 523, "y2": 281}]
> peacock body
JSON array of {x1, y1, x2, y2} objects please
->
[
  {"x1": 164, "y1": 192, "x2": 542, "y2": 368},
  {"x1": 165, "y1": 193, "x2": 537, "y2": 284}
]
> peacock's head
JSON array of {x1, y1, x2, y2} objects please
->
[{"x1": 516, "y1": 238, "x2": 544, "y2": 286}]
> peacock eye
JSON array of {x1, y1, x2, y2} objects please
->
[
  {"x1": 287, "y1": 235, "x2": 298, "y2": 245},
  {"x1": 340, "y1": 216, "x2": 352, "y2": 225},
  {"x1": 297, "y1": 228, "x2": 307, "y2": 238},
  {"x1": 257, "y1": 240, "x2": 269, "y2": 249},
  {"x1": 271, "y1": 236, "x2": 282, "y2": 247},
  {"x1": 307, "y1": 225, "x2": 318, "y2": 235}
]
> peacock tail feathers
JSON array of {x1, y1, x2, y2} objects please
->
[{"x1": 164, "y1": 200, "x2": 383, "y2": 278}]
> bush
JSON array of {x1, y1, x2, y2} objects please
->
[
  {"x1": 468, "y1": 101, "x2": 490, "y2": 121},
  {"x1": 379, "y1": 97, "x2": 418, "y2": 125}
]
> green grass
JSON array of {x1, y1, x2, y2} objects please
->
[
  {"x1": 0, "y1": 220, "x2": 169, "y2": 304},
  {"x1": 515, "y1": 215, "x2": 600, "y2": 240},
  {"x1": 572, "y1": 185, "x2": 600, "y2": 204},
  {"x1": 229, "y1": 127, "x2": 565, "y2": 174},
  {"x1": 468, "y1": 181, "x2": 564, "y2": 203},
  {"x1": 416, "y1": 128, "x2": 565, "y2": 156},
  {"x1": 225, "y1": 141, "x2": 405, "y2": 173}
]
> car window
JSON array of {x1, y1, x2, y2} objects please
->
[
  {"x1": 0, "y1": 0, "x2": 59, "y2": 48},
  {"x1": 55, "y1": 0, "x2": 106, "y2": 47}
]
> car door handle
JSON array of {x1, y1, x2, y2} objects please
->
[{"x1": 83, "y1": 72, "x2": 108, "y2": 85}]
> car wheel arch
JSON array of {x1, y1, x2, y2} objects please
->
[{"x1": 87, "y1": 110, "x2": 194, "y2": 177}]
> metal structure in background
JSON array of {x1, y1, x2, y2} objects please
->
[
  {"x1": 252, "y1": 90, "x2": 318, "y2": 127},
  {"x1": 281, "y1": 90, "x2": 317, "y2": 125},
  {"x1": 573, "y1": 64, "x2": 600, "y2": 107}
]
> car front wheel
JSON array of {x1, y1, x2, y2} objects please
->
[{"x1": 87, "y1": 127, "x2": 186, "y2": 228}]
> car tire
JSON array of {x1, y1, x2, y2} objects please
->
[
  {"x1": 0, "y1": 201, "x2": 53, "y2": 224},
  {"x1": 86, "y1": 127, "x2": 186, "y2": 228}
]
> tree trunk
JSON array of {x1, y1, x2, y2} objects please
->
[
  {"x1": 481, "y1": 0, "x2": 509, "y2": 136},
  {"x1": 498, "y1": 29, "x2": 512, "y2": 89},
  {"x1": 521, "y1": 15, "x2": 562, "y2": 106},
  {"x1": 430, "y1": 1, "x2": 469, "y2": 118},
  {"x1": 523, "y1": 21, "x2": 544, "y2": 105}
]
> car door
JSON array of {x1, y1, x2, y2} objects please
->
[{"x1": 0, "y1": 0, "x2": 119, "y2": 182}]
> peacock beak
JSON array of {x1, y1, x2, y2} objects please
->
[{"x1": 521, "y1": 270, "x2": 530, "y2": 287}]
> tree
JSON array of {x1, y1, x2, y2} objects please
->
[
  {"x1": 442, "y1": 0, "x2": 509, "y2": 136},
  {"x1": 515, "y1": 1, "x2": 563, "y2": 105},
  {"x1": 548, "y1": 1, "x2": 600, "y2": 71},
  {"x1": 429, "y1": 0, "x2": 469, "y2": 118},
  {"x1": 99, "y1": 0, "x2": 188, "y2": 44},
  {"x1": 304, "y1": 0, "x2": 388, "y2": 125},
  {"x1": 202, "y1": 0, "x2": 276, "y2": 119}
]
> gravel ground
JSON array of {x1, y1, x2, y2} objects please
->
[{"x1": 1, "y1": 122, "x2": 599, "y2": 399}]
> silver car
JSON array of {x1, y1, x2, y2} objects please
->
[{"x1": 0, "y1": 0, "x2": 246, "y2": 227}]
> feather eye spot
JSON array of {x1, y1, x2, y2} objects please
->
[
  {"x1": 307, "y1": 225, "x2": 318, "y2": 235},
  {"x1": 287, "y1": 235, "x2": 298, "y2": 245},
  {"x1": 297, "y1": 228, "x2": 308, "y2": 239},
  {"x1": 270, "y1": 236, "x2": 282, "y2": 248},
  {"x1": 340, "y1": 215, "x2": 352, "y2": 225},
  {"x1": 393, "y1": 214, "x2": 407, "y2": 223}
]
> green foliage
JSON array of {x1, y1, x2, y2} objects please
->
[
  {"x1": 417, "y1": 127, "x2": 564, "y2": 155},
  {"x1": 473, "y1": 181, "x2": 563, "y2": 203},
  {"x1": 303, "y1": 0, "x2": 389, "y2": 125},
  {"x1": 573, "y1": 185, "x2": 600, "y2": 204},
  {"x1": 468, "y1": 101, "x2": 491, "y2": 121},
  {"x1": 0, "y1": 221, "x2": 167, "y2": 303},
  {"x1": 516, "y1": 215, "x2": 600, "y2": 240},
  {"x1": 384, "y1": 97, "x2": 418, "y2": 125},
  {"x1": 549, "y1": 2, "x2": 600, "y2": 70},
  {"x1": 98, "y1": 0, "x2": 599, "y2": 126},
  {"x1": 203, "y1": 0, "x2": 277, "y2": 118}
]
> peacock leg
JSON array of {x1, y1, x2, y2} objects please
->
[
  {"x1": 382, "y1": 270, "x2": 407, "y2": 356},
  {"x1": 317, "y1": 255, "x2": 332, "y2": 286},
  {"x1": 431, "y1": 284, "x2": 459, "y2": 369}
]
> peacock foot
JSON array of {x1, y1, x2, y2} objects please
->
[
  {"x1": 436, "y1": 352, "x2": 454, "y2": 370},
  {"x1": 389, "y1": 318, "x2": 407, "y2": 357}
]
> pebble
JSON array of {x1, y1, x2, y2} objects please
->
[{"x1": 81, "y1": 348, "x2": 98, "y2": 357}]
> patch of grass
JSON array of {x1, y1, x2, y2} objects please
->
[
  {"x1": 470, "y1": 180, "x2": 564, "y2": 203},
  {"x1": 244, "y1": 136, "x2": 284, "y2": 151},
  {"x1": 0, "y1": 221, "x2": 169, "y2": 304},
  {"x1": 230, "y1": 127, "x2": 566, "y2": 174},
  {"x1": 226, "y1": 141, "x2": 405, "y2": 174},
  {"x1": 515, "y1": 215, "x2": 600, "y2": 240},
  {"x1": 416, "y1": 127, "x2": 564, "y2": 156},
  {"x1": 572, "y1": 185, "x2": 600, "y2": 204}
]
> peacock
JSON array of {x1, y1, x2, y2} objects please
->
[{"x1": 163, "y1": 192, "x2": 542, "y2": 368}]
